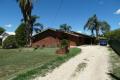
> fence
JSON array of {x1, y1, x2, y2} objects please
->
[{"x1": 108, "y1": 39, "x2": 120, "y2": 56}]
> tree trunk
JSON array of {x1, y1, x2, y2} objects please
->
[
  {"x1": 28, "y1": 23, "x2": 33, "y2": 47},
  {"x1": 96, "y1": 31, "x2": 98, "y2": 39},
  {"x1": 25, "y1": 21, "x2": 32, "y2": 47},
  {"x1": 29, "y1": 30, "x2": 32, "y2": 47}
]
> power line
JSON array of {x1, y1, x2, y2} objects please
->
[{"x1": 53, "y1": 0, "x2": 64, "y2": 24}]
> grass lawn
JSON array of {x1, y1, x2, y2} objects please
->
[
  {"x1": 0, "y1": 48, "x2": 80, "y2": 80},
  {"x1": 0, "y1": 48, "x2": 58, "y2": 80},
  {"x1": 109, "y1": 48, "x2": 120, "y2": 80}
]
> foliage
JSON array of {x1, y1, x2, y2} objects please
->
[
  {"x1": 2, "y1": 35, "x2": 18, "y2": 49},
  {"x1": 84, "y1": 14, "x2": 111, "y2": 38},
  {"x1": 33, "y1": 23, "x2": 44, "y2": 33},
  {"x1": 0, "y1": 27, "x2": 5, "y2": 35},
  {"x1": 60, "y1": 24, "x2": 72, "y2": 32},
  {"x1": 31, "y1": 15, "x2": 44, "y2": 34},
  {"x1": 106, "y1": 28, "x2": 120, "y2": 55},
  {"x1": 100, "y1": 21, "x2": 111, "y2": 34},
  {"x1": 11, "y1": 48, "x2": 81, "y2": 80},
  {"x1": 17, "y1": 0, "x2": 33, "y2": 46},
  {"x1": 17, "y1": 0, "x2": 43, "y2": 46},
  {"x1": 105, "y1": 28, "x2": 120, "y2": 40},
  {"x1": 61, "y1": 39, "x2": 69, "y2": 48},
  {"x1": 84, "y1": 14, "x2": 99, "y2": 37},
  {"x1": 15, "y1": 23, "x2": 27, "y2": 47}
]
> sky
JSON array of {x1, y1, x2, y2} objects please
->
[{"x1": 0, "y1": 0, "x2": 120, "y2": 34}]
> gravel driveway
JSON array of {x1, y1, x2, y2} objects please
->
[{"x1": 34, "y1": 45, "x2": 111, "y2": 80}]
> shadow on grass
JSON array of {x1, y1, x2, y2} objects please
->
[{"x1": 108, "y1": 73, "x2": 120, "y2": 80}]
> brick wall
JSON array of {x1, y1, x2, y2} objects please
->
[
  {"x1": 32, "y1": 29, "x2": 92, "y2": 47},
  {"x1": 32, "y1": 36, "x2": 60, "y2": 47}
]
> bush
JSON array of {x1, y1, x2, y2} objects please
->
[
  {"x1": 61, "y1": 39, "x2": 69, "y2": 48},
  {"x1": 105, "y1": 28, "x2": 120, "y2": 55},
  {"x1": 105, "y1": 28, "x2": 120, "y2": 40},
  {"x1": 3, "y1": 35, "x2": 18, "y2": 49}
]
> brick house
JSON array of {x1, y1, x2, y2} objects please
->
[
  {"x1": 0, "y1": 32, "x2": 15, "y2": 45},
  {"x1": 32, "y1": 28, "x2": 94, "y2": 47}
]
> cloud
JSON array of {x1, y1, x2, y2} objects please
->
[
  {"x1": 6, "y1": 32, "x2": 15, "y2": 35},
  {"x1": 118, "y1": 22, "x2": 120, "y2": 26},
  {"x1": 114, "y1": 9, "x2": 120, "y2": 14},
  {"x1": 77, "y1": 31, "x2": 82, "y2": 33},
  {"x1": 5, "y1": 24, "x2": 12, "y2": 28}
]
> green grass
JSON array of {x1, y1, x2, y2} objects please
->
[
  {"x1": 0, "y1": 48, "x2": 58, "y2": 80},
  {"x1": 0, "y1": 48, "x2": 80, "y2": 80},
  {"x1": 12, "y1": 48, "x2": 80, "y2": 80},
  {"x1": 109, "y1": 48, "x2": 120, "y2": 80}
]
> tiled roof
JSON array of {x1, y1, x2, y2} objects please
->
[{"x1": 33, "y1": 28, "x2": 93, "y2": 38}]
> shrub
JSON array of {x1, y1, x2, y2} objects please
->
[
  {"x1": 3, "y1": 35, "x2": 18, "y2": 49},
  {"x1": 61, "y1": 39, "x2": 69, "y2": 48},
  {"x1": 57, "y1": 39, "x2": 69, "y2": 54},
  {"x1": 105, "y1": 28, "x2": 120, "y2": 40},
  {"x1": 105, "y1": 28, "x2": 120, "y2": 55}
]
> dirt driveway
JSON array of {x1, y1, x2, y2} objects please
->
[{"x1": 34, "y1": 45, "x2": 111, "y2": 80}]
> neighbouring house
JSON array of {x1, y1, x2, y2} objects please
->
[
  {"x1": 0, "y1": 32, "x2": 15, "y2": 45},
  {"x1": 32, "y1": 28, "x2": 94, "y2": 47}
]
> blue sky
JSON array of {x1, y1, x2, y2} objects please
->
[{"x1": 0, "y1": 0, "x2": 120, "y2": 33}]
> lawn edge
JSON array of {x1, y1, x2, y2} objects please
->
[{"x1": 11, "y1": 48, "x2": 81, "y2": 80}]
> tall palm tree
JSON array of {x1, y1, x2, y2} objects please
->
[
  {"x1": 60, "y1": 24, "x2": 72, "y2": 32},
  {"x1": 21, "y1": 15, "x2": 44, "y2": 34},
  {"x1": 31, "y1": 15, "x2": 44, "y2": 33},
  {"x1": 33, "y1": 23, "x2": 44, "y2": 33},
  {"x1": 100, "y1": 21, "x2": 111, "y2": 34},
  {"x1": 84, "y1": 14, "x2": 100, "y2": 38},
  {"x1": 17, "y1": 0, "x2": 33, "y2": 46}
]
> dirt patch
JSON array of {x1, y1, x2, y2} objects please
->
[{"x1": 71, "y1": 62, "x2": 87, "y2": 77}]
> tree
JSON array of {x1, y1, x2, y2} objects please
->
[
  {"x1": 100, "y1": 21, "x2": 111, "y2": 34},
  {"x1": 17, "y1": 0, "x2": 43, "y2": 46},
  {"x1": 0, "y1": 27, "x2": 5, "y2": 35},
  {"x1": 84, "y1": 14, "x2": 111, "y2": 39},
  {"x1": 84, "y1": 14, "x2": 100, "y2": 38},
  {"x1": 15, "y1": 23, "x2": 27, "y2": 47},
  {"x1": 34, "y1": 23, "x2": 43, "y2": 33},
  {"x1": 105, "y1": 28, "x2": 120, "y2": 40},
  {"x1": 59, "y1": 24, "x2": 72, "y2": 32},
  {"x1": 17, "y1": 0, "x2": 33, "y2": 46},
  {"x1": 31, "y1": 15, "x2": 44, "y2": 34}
]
